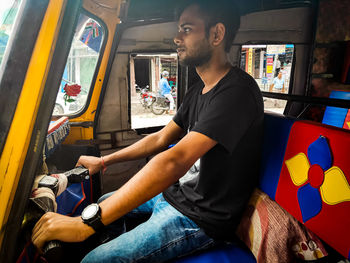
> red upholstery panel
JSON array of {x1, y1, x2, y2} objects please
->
[
  {"x1": 275, "y1": 121, "x2": 350, "y2": 259},
  {"x1": 342, "y1": 109, "x2": 350, "y2": 130}
]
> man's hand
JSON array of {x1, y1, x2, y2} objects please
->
[
  {"x1": 31, "y1": 212, "x2": 94, "y2": 252},
  {"x1": 76, "y1": 155, "x2": 102, "y2": 175}
]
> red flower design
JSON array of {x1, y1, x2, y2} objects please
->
[
  {"x1": 63, "y1": 84, "x2": 81, "y2": 105},
  {"x1": 64, "y1": 84, "x2": 81, "y2": 97}
]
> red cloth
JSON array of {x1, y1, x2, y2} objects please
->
[{"x1": 236, "y1": 189, "x2": 327, "y2": 263}]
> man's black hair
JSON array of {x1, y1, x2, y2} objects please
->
[{"x1": 176, "y1": 0, "x2": 241, "y2": 52}]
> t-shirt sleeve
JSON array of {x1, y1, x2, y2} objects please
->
[
  {"x1": 192, "y1": 86, "x2": 259, "y2": 153},
  {"x1": 173, "y1": 103, "x2": 186, "y2": 130}
]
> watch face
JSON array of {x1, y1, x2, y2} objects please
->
[{"x1": 82, "y1": 204, "x2": 99, "y2": 219}]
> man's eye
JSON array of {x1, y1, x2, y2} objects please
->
[{"x1": 179, "y1": 27, "x2": 191, "y2": 33}]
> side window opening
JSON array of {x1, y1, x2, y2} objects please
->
[
  {"x1": 130, "y1": 53, "x2": 178, "y2": 129},
  {"x1": 52, "y1": 13, "x2": 104, "y2": 116},
  {"x1": 0, "y1": 0, "x2": 22, "y2": 67},
  {"x1": 240, "y1": 44, "x2": 294, "y2": 114}
]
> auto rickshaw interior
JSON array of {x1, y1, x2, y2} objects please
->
[{"x1": 1, "y1": 0, "x2": 350, "y2": 262}]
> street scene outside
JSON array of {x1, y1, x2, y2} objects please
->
[
  {"x1": 0, "y1": 1, "x2": 292, "y2": 123},
  {"x1": 241, "y1": 44, "x2": 294, "y2": 114},
  {"x1": 131, "y1": 94, "x2": 175, "y2": 129},
  {"x1": 0, "y1": 0, "x2": 21, "y2": 67},
  {"x1": 130, "y1": 44, "x2": 293, "y2": 129},
  {"x1": 130, "y1": 53, "x2": 178, "y2": 129},
  {"x1": 53, "y1": 14, "x2": 103, "y2": 116},
  {"x1": 0, "y1": 2, "x2": 102, "y2": 117}
]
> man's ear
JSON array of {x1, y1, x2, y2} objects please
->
[{"x1": 211, "y1": 23, "x2": 225, "y2": 47}]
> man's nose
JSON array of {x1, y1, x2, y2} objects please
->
[{"x1": 174, "y1": 32, "x2": 182, "y2": 45}]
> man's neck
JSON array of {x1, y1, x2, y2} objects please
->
[{"x1": 196, "y1": 54, "x2": 232, "y2": 94}]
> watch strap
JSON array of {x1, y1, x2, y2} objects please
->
[{"x1": 87, "y1": 216, "x2": 105, "y2": 232}]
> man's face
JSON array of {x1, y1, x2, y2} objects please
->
[{"x1": 174, "y1": 5, "x2": 213, "y2": 67}]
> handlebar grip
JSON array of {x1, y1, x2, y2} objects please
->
[
  {"x1": 64, "y1": 166, "x2": 89, "y2": 184},
  {"x1": 42, "y1": 240, "x2": 64, "y2": 263}
]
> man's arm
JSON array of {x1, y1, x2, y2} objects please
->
[
  {"x1": 98, "y1": 130, "x2": 217, "y2": 226},
  {"x1": 32, "y1": 127, "x2": 217, "y2": 250},
  {"x1": 76, "y1": 120, "x2": 185, "y2": 175}
]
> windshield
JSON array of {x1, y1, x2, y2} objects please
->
[{"x1": 0, "y1": 0, "x2": 22, "y2": 67}]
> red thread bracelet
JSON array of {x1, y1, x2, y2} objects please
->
[{"x1": 101, "y1": 156, "x2": 107, "y2": 175}]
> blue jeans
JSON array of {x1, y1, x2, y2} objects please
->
[{"x1": 81, "y1": 193, "x2": 215, "y2": 263}]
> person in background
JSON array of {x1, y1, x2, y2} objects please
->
[
  {"x1": 282, "y1": 60, "x2": 292, "y2": 87},
  {"x1": 269, "y1": 71, "x2": 285, "y2": 93},
  {"x1": 159, "y1": 70, "x2": 175, "y2": 114},
  {"x1": 32, "y1": 0, "x2": 264, "y2": 262}
]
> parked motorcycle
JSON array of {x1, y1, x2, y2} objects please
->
[
  {"x1": 151, "y1": 91, "x2": 177, "y2": 115},
  {"x1": 137, "y1": 85, "x2": 155, "y2": 110}
]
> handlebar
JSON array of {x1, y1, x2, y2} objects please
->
[{"x1": 31, "y1": 167, "x2": 89, "y2": 262}]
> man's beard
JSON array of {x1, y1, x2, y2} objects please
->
[{"x1": 179, "y1": 41, "x2": 213, "y2": 67}]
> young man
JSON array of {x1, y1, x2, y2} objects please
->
[{"x1": 32, "y1": 0, "x2": 264, "y2": 262}]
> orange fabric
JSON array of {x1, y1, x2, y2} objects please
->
[{"x1": 236, "y1": 189, "x2": 327, "y2": 263}]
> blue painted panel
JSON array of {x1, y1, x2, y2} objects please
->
[
  {"x1": 56, "y1": 183, "x2": 84, "y2": 215},
  {"x1": 56, "y1": 179, "x2": 92, "y2": 216},
  {"x1": 322, "y1": 90, "x2": 350, "y2": 128},
  {"x1": 259, "y1": 113, "x2": 295, "y2": 199},
  {"x1": 307, "y1": 136, "x2": 332, "y2": 171},
  {"x1": 297, "y1": 183, "x2": 322, "y2": 223}
]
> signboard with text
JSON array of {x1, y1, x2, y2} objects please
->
[
  {"x1": 266, "y1": 55, "x2": 274, "y2": 80},
  {"x1": 248, "y1": 48, "x2": 253, "y2": 76},
  {"x1": 266, "y1": 45, "x2": 286, "y2": 55}
]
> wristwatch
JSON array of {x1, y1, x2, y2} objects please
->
[{"x1": 81, "y1": 203, "x2": 105, "y2": 232}]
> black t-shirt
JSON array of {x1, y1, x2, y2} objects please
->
[{"x1": 163, "y1": 67, "x2": 264, "y2": 241}]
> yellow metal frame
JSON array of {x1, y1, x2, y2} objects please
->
[
  {"x1": 0, "y1": 0, "x2": 124, "y2": 248},
  {"x1": 0, "y1": 0, "x2": 67, "y2": 246}
]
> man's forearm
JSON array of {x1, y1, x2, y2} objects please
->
[
  {"x1": 103, "y1": 132, "x2": 167, "y2": 165},
  {"x1": 98, "y1": 147, "x2": 190, "y2": 226},
  {"x1": 103, "y1": 121, "x2": 184, "y2": 166},
  {"x1": 98, "y1": 131, "x2": 217, "y2": 227}
]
